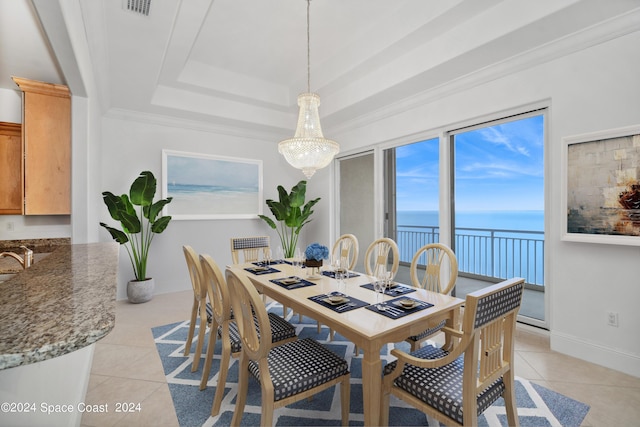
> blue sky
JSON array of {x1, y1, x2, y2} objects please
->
[{"x1": 396, "y1": 114, "x2": 544, "y2": 211}]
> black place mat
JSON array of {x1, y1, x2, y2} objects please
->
[
  {"x1": 270, "y1": 276, "x2": 316, "y2": 290},
  {"x1": 360, "y1": 283, "x2": 416, "y2": 296},
  {"x1": 245, "y1": 266, "x2": 280, "y2": 275},
  {"x1": 253, "y1": 260, "x2": 287, "y2": 266},
  {"x1": 308, "y1": 292, "x2": 368, "y2": 313},
  {"x1": 322, "y1": 270, "x2": 360, "y2": 279},
  {"x1": 364, "y1": 296, "x2": 433, "y2": 319}
]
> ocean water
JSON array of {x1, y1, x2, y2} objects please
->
[
  {"x1": 397, "y1": 210, "x2": 545, "y2": 285},
  {"x1": 167, "y1": 183, "x2": 259, "y2": 215},
  {"x1": 398, "y1": 210, "x2": 544, "y2": 231}
]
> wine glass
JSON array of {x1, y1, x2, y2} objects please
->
[
  {"x1": 264, "y1": 249, "x2": 272, "y2": 266},
  {"x1": 374, "y1": 268, "x2": 388, "y2": 310}
]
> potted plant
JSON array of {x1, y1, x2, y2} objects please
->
[
  {"x1": 100, "y1": 171, "x2": 173, "y2": 303},
  {"x1": 258, "y1": 180, "x2": 319, "y2": 258}
]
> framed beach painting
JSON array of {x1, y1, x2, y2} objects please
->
[
  {"x1": 161, "y1": 150, "x2": 263, "y2": 220},
  {"x1": 561, "y1": 124, "x2": 640, "y2": 245}
]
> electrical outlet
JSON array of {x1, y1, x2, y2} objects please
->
[
  {"x1": 6, "y1": 222, "x2": 14, "y2": 231},
  {"x1": 607, "y1": 311, "x2": 619, "y2": 327}
]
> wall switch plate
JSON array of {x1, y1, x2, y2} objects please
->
[{"x1": 607, "y1": 311, "x2": 619, "y2": 327}]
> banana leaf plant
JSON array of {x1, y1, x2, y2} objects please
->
[
  {"x1": 258, "y1": 180, "x2": 320, "y2": 258},
  {"x1": 100, "y1": 171, "x2": 173, "y2": 281}
]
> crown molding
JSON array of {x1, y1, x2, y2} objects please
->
[{"x1": 328, "y1": 7, "x2": 640, "y2": 136}]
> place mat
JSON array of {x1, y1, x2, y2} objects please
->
[
  {"x1": 308, "y1": 292, "x2": 368, "y2": 313},
  {"x1": 270, "y1": 276, "x2": 316, "y2": 290},
  {"x1": 322, "y1": 270, "x2": 360, "y2": 279},
  {"x1": 364, "y1": 296, "x2": 433, "y2": 319},
  {"x1": 244, "y1": 266, "x2": 280, "y2": 275},
  {"x1": 360, "y1": 282, "x2": 416, "y2": 296},
  {"x1": 253, "y1": 260, "x2": 287, "y2": 266}
]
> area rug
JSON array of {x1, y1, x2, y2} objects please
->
[{"x1": 153, "y1": 303, "x2": 590, "y2": 427}]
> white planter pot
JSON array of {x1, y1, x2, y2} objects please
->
[{"x1": 127, "y1": 278, "x2": 154, "y2": 303}]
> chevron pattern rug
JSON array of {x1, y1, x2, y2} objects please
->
[{"x1": 153, "y1": 303, "x2": 589, "y2": 427}]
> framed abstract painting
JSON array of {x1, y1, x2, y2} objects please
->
[
  {"x1": 562, "y1": 124, "x2": 640, "y2": 245},
  {"x1": 161, "y1": 150, "x2": 263, "y2": 220}
]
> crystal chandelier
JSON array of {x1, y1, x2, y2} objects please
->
[{"x1": 278, "y1": 0, "x2": 339, "y2": 179}]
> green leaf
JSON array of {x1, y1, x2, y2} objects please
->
[
  {"x1": 258, "y1": 215, "x2": 277, "y2": 229},
  {"x1": 151, "y1": 216, "x2": 172, "y2": 233},
  {"x1": 146, "y1": 197, "x2": 173, "y2": 222},
  {"x1": 130, "y1": 171, "x2": 156, "y2": 207},
  {"x1": 99, "y1": 223, "x2": 129, "y2": 244},
  {"x1": 289, "y1": 181, "x2": 306, "y2": 207}
]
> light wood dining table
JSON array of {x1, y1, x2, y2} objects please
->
[{"x1": 228, "y1": 261, "x2": 464, "y2": 427}]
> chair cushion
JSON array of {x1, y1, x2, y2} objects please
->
[
  {"x1": 386, "y1": 344, "x2": 505, "y2": 424},
  {"x1": 221, "y1": 313, "x2": 297, "y2": 354},
  {"x1": 248, "y1": 338, "x2": 349, "y2": 402},
  {"x1": 407, "y1": 319, "x2": 447, "y2": 342}
]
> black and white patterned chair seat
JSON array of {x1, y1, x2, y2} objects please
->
[
  {"x1": 384, "y1": 344, "x2": 505, "y2": 425},
  {"x1": 406, "y1": 319, "x2": 447, "y2": 343},
  {"x1": 248, "y1": 338, "x2": 349, "y2": 402},
  {"x1": 205, "y1": 302, "x2": 213, "y2": 325},
  {"x1": 221, "y1": 313, "x2": 296, "y2": 354}
]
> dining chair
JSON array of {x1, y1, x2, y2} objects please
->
[
  {"x1": 230, "y1": 235, "x2": 291, "y2": 316},
  {"x1": 381, "y1": 277, "x2": 525, "y2": 427},
  {"x1": 182, "y1": 245, "x2": 210, "y2": 372},
  {"x1": 364, "y1": 237, "x2": 400, "y2": 279},
  {"x1": 406, "y1": 243, "x2": 459, "y2": 351},
  {"x1": 226, "y1": 267, "x2": 351, "y2": 426},
  {"x1": 230, "y1": 236, "x2": 271, "y2": 264},
  {"x1": 199, "y1": 255, "x2": 297, "y2": 417},
  {"x1": 331, "y1": 233, "x2": 359, "y2": 270}
]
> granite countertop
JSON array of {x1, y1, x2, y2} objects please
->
[{"x1": 0, "y1": 242, "x2": 118, "y2": 370}]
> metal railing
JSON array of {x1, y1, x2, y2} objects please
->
[{"x1": 396, "y1": 225, "x2": 544, "y2": 286}]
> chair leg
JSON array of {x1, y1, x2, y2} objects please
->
[
  {"x1": 211, "y1": 343, "x2": 231, "y2": 416},
  {"x1": 503, "y1": 372, "x2": 520, "y2": 427},
  {"x1": 340, "y1": 376, "x2": 350, "y2": 426},
  {"x1": 200, "y1": 323, "x2": 218, "y2": 390},
  {"x1": 191, "y1": 306, "x2": 207, "y2": 372},
  {"x1": 184, "y1": 299, "x2": 198, "y2": 356},
  {"x1": 231, "y1": 356, "x2": 249, "y2": 426}
]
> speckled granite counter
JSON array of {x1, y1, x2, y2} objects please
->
[{"x1": 0, "y1": 242, "x2": 118, "y2": 370}]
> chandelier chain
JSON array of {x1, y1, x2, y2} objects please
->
[{"x1": 306, "y1": 0, "x2": 311, "y2": 93}]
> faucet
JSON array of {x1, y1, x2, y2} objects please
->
[{"x1": 0, "y1": 246, "x2": 33, "y2": 269}]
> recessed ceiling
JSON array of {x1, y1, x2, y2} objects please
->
[{"x1": 3, "y1": 0, "x2": 640, "y2": 136}]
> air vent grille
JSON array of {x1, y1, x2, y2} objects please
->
[{"x1": 124, "y1": 0, "x2": 151, "y2": 16}]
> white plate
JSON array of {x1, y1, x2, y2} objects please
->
[{"x1": 280, "y1": 278, "x2": 301, "y2": 285}]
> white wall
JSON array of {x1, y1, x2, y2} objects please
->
[
  {"x1": 329, "y1": 31, "x2": 640, "y2": 377},
  {"x1": 99, "y1": 116, "x2": 310, "y2": 299}
]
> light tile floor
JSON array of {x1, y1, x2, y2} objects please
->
[{"x1": 81, "y1": 290, "x2": 640, "y2": 426}]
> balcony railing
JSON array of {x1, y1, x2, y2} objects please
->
[{"x1": 396, "y1": 225, "x2": 545, "y2": 286}]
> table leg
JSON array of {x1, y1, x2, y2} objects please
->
[{"x1": 361, "y1": 347, "x2": 383, "y2": 426}]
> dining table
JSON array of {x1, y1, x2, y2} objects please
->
[{"x1": 228, "y1": 260, "x2": 464, "y2": 427}]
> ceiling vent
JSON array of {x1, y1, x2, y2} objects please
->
[{"x1": 123, "y1": 0, "x2": 151, "y2": 16}]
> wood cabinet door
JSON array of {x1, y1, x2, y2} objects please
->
[
  {"x1": 0, "y1": 122, "x2": 23, "y2": 214},
  {"x1": 23, "y1": 91, "x2": 71, "y2": 214}
]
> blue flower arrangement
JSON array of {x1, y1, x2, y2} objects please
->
[{"x1": 305, "y1": 243, "x2": 329, "y2": 261}]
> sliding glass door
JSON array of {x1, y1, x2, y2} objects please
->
[{"x1": 451, "y1": 112, "x2": 545, "y2": 324}]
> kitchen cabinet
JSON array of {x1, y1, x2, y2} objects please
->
[
  {"x1": 9, "y1": 77, "x2": 71, "y2": 215},
  {"x1": 0, "y1": 122, "x2": 22, "y2": 214}
]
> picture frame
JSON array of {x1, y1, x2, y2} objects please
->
[
  {"x1": 161, "y1": 150, "x2": 263, "y2": 220},
  {"x1": 561, "y1": 124, "x2": 640, "y2": 245}
]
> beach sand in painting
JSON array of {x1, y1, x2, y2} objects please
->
[{"x1": 169, "y1": 189, "x2": 259, "y2": 215}]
